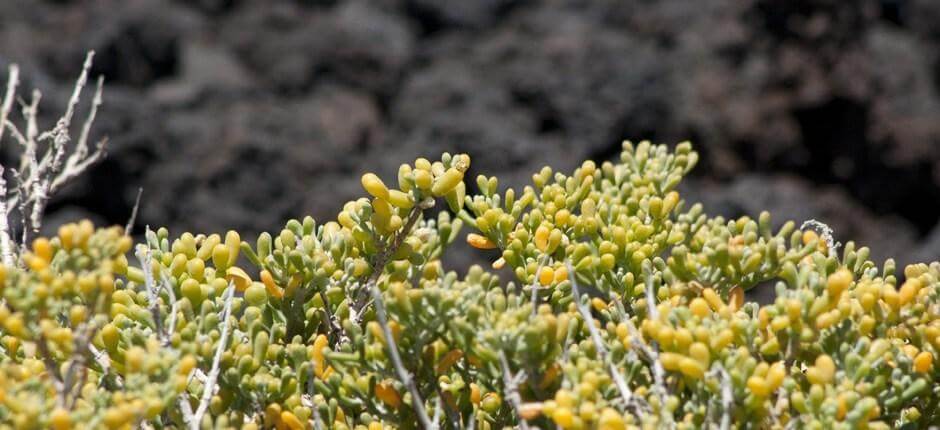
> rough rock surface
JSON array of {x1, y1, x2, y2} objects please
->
[{"x1": 1, "y1": 0, "x2": 937, "y2": 271}]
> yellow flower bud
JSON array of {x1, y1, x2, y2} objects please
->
[
  {"x1": 260, "y1": 270, "x2": 283, "y2": 299},
  {"x1": 660, "y1": 352, "x2": 682, "y2": 371},
  {"x1": 470, "y1": 383, "x2": 482, "y2": 405},
  {"x1": 690, "y1": 298, "x2": 710, "y2": 318},
  {"x1": 58, "y1": 225, "x2": 75, "y2": 250},
  {"x1": 32, "y1": 237, "x2": 53, "y2": 262},
  {"x1": 481, "y1": 392, "x2": 501, "y2": 413},
  {"x1": 179, "y1": 355, "x2": 197, "y2": 375},
  {"x1": 747, "y1": 376, "x2": 771, "y2": 397},
  {"x1": 281, "y1": 411, "x2": 304, "y2": 430},
  {"x1": 539, "y1": 267, "x2": 555, "y2": 286},
  {"x1": 535, "y1": 225, "x2": 551, "y2": 252},
  {"x1": 50, "y1": 408, "x2": 71, "y2": 430},
  {"x1": 827, "y1": 268, "x2": 853, "y2": 298},
  {"x1": 914, "y1": 351, "x2": 933, "y2": 373},
  {"x1": 809, "y1": 355, "x2": 835, "y2": 385},
  {"x1": 211, "y1": 244, "x2": 230, "y2": 270},
  {"x1": 101, "y1": 323, "x2": 120, "y2": 351},
  {"x1": 729, "y1": 286, "x2": 744, "y2": 310},
  {"x1": 766, "y1": 362, "x2": 786, "y2": 390},
  {"x1": 414, "y1": 169, "x2": 433, "y2": 191},
  {"x1": 898, "y1": 278, "x2": 921, "y2": 306},
  {"x1": 678, "y1": 357, "x2": 705, "y2": 379},
  {"x1": 312, "y1": 334, "x2": 330, "y2": 378},
  {"x1": 102, "y1": 407, "x2": 129, "y2": 430},
  {"x1": 435, "y1": 349, "x2": 463, "y2": 374},
  {"x1": 467, "y1": 233, "x2": 497, "y2": 250},
  {"x1": 552, "y1": 407, "x2": 574, "y2": 428},
  {"x1": 225, "y1": 266, "x2": 252, "y2": 292},
  {"x1": 224, "y1": 230, "x2": 241, "y2": 266},
  {"x1": 187, "y1": 258, "x2": 205, "y2": 281},
  {"x1": 376, "y1": 380, "x2": 402, "y2": 409},
  {"x1": 125, "y1": 347, "x2": 145, "y2": 373},
  {"x1": 688, "y1": 342, "x2": 710, "y2": 366},
  {"x1": 361, "y1": 173, "x2": 390, "y2": 200},
  {"x1": 555, "y1": 389, "x2": 576, "y2": 408},
  {"x1": 415, "y1": 157, "x2": 431, "y2": 171},
  {"x1": 702, "y1": 288, "x2": 723, "y2": 310},
  {"x1": 386, "y1": 189, "x2": 414, "y2": 209},
  {"x1": 771, "y1": 315, "x2": 790, "y2": 332},
  {"x1": 432, "y1": 168, "x2": 464, "y2": 196},
  {"x1": 882, "y1": 284, "x2": 899, "y2": 310}
]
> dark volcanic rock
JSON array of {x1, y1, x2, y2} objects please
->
[{"x1": 0, "y1": 0, "x2": 936, "y2": 268}]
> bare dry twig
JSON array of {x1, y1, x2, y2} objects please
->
[
  {"x1": 566, "y1": 262, "x2": 646, "y2": 415},
  {"x1": 368, "y1": 282, "x2": 433, "y2": 428},
  {"x1": 180, "y1": 283, "x2": 235, "y2": 429},
  {"x1": 0, "y1": 51, "x2": 108, "y2": 264},
  {"x1": 498, "y1": 351, "x2": 531, "y2": 430},
  {"x1": 0, "y1": 65, "x2": 20, "y2": 265}
]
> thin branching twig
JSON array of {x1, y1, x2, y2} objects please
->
[
  {"x1": 368, "y1": 282, "x2": 433, "y2": 428},
  {"x1": 800, "y1": 219, "x2": 840, "y2": 257},
  {"x1": 530, "y1": 256, "x2": 546, "y2": 317},
  {"x1": 137, "y1": 241, "x2": 166, "y2": 342},
  {"x1": 566, "y1": 262, "x2": 645, "y2": 415},
  {"x1": 0, "y1": 51, "x2": 107, "y2": 262},
  {"x1": 125, "y1": 188, "x2": 143, "y2": 236},
  {"x1": 349, "y1": 198, "x2": 434, "y2": 330},
  {"x1": 498, "y1": 351, "x2": 531, "y2": 430},
  {"x1": 0, "y1": 64, "x2": 19, "y2": 265},
  {"x1": 641, "y1": 266, "x2": 671, "y2": 424},
  {"x1": 181, "y1": 283, "x2": 235, "y2": 430},
  {"x1": 707, "y1": 366, "x2": 733, "y2": 430}
]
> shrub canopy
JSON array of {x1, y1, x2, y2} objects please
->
[{"x1": 0, "y1": 142, "x2": 938, "y2": 429}]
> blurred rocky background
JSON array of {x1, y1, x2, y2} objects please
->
[{"x1": 1, "y1": 0, "x2": 938, "y2": 272}]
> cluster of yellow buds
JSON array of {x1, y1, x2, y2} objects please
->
[
  {"x1": 0, "y1": 222, "x2": 187, "y2": 429},
  {"x1": 1, "y1": 143, "x2": 938, "y2": 429}
]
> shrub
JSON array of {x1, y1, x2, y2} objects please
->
[{"x1": 1, "y1": 63, "x2": 938, "y2": 430}]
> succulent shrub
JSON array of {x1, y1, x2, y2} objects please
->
[{"x1": 0, "y1": 140, "x2": 938, "y2": 430}]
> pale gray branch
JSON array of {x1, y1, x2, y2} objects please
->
[
  {"x1": 566, "y1": 262, "x2": 645, "y2": 415},
  {"x1": 368, "y1": 281, "x2": 433, "y2": 428},
  {"x1": 125, "y1": 187, "x2": 143, "y2": 236},
  {"x1": 0, "y1": 65, "x2": 19, "y2": 265},
  {"x1": 187, "y1": 283, "x2": 235, "y2": 430},
  {"x1": 498, "y1": 351, "x2": 531, "y2": 430},
  {"x1": 0, "y1": 50, "x2": 107, "y2": 255}
]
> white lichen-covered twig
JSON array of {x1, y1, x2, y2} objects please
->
[
  {"x1": 498, "y1": 351, "x2": 531, "y2": 430},
  {"x1": 38, "y1": 322, "x2": 102, "y2": 408},
  {"x1": 136, "y1": 241, "x2": 164, "y2": 341},
  {"x1": 0, "y1": 65, "x2": 20, "y2": 266},
  {"x1": 89, "y1": 343, "x2": 113, "y2": 377},
  {"x1": 640, "y1": 267, "x2": 671, "y2": 423},
  {"x1": 135, "y1": 238, "x2": 179, "y2": 346},
  {"x1": 0, "y1": 51, "x2": 107, "y2": 265},
  {"x1": 180, "y1": 283, "x2": 235, "y2": 430},
  {"x1": 800, "y1": 219, "x2": 840, "y2": 257},
  {"x1": 605, "y1": 265, "x2": 670, "y2": 423},
  {"x1": 530, "y1": 256, "x2": 547, "y2": 317},
  {"x1": 160, "y1": 271, "x2": 179, "y2": 347},
  {"x1": 706, "y1": 366, "x2": 733, "y2": 430},
  {"x1": 769, "y1": 382, "x2": 788, "y2": 428},
  {"x1": 368, "y1": 281, "x2": 433, "y2": 428},
  {"x1": 566, "y1": 262, "x2": 646, "y2": 415},
  {"x1": 431, "y1": 397, "x2": 442, "y2": 430}
]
